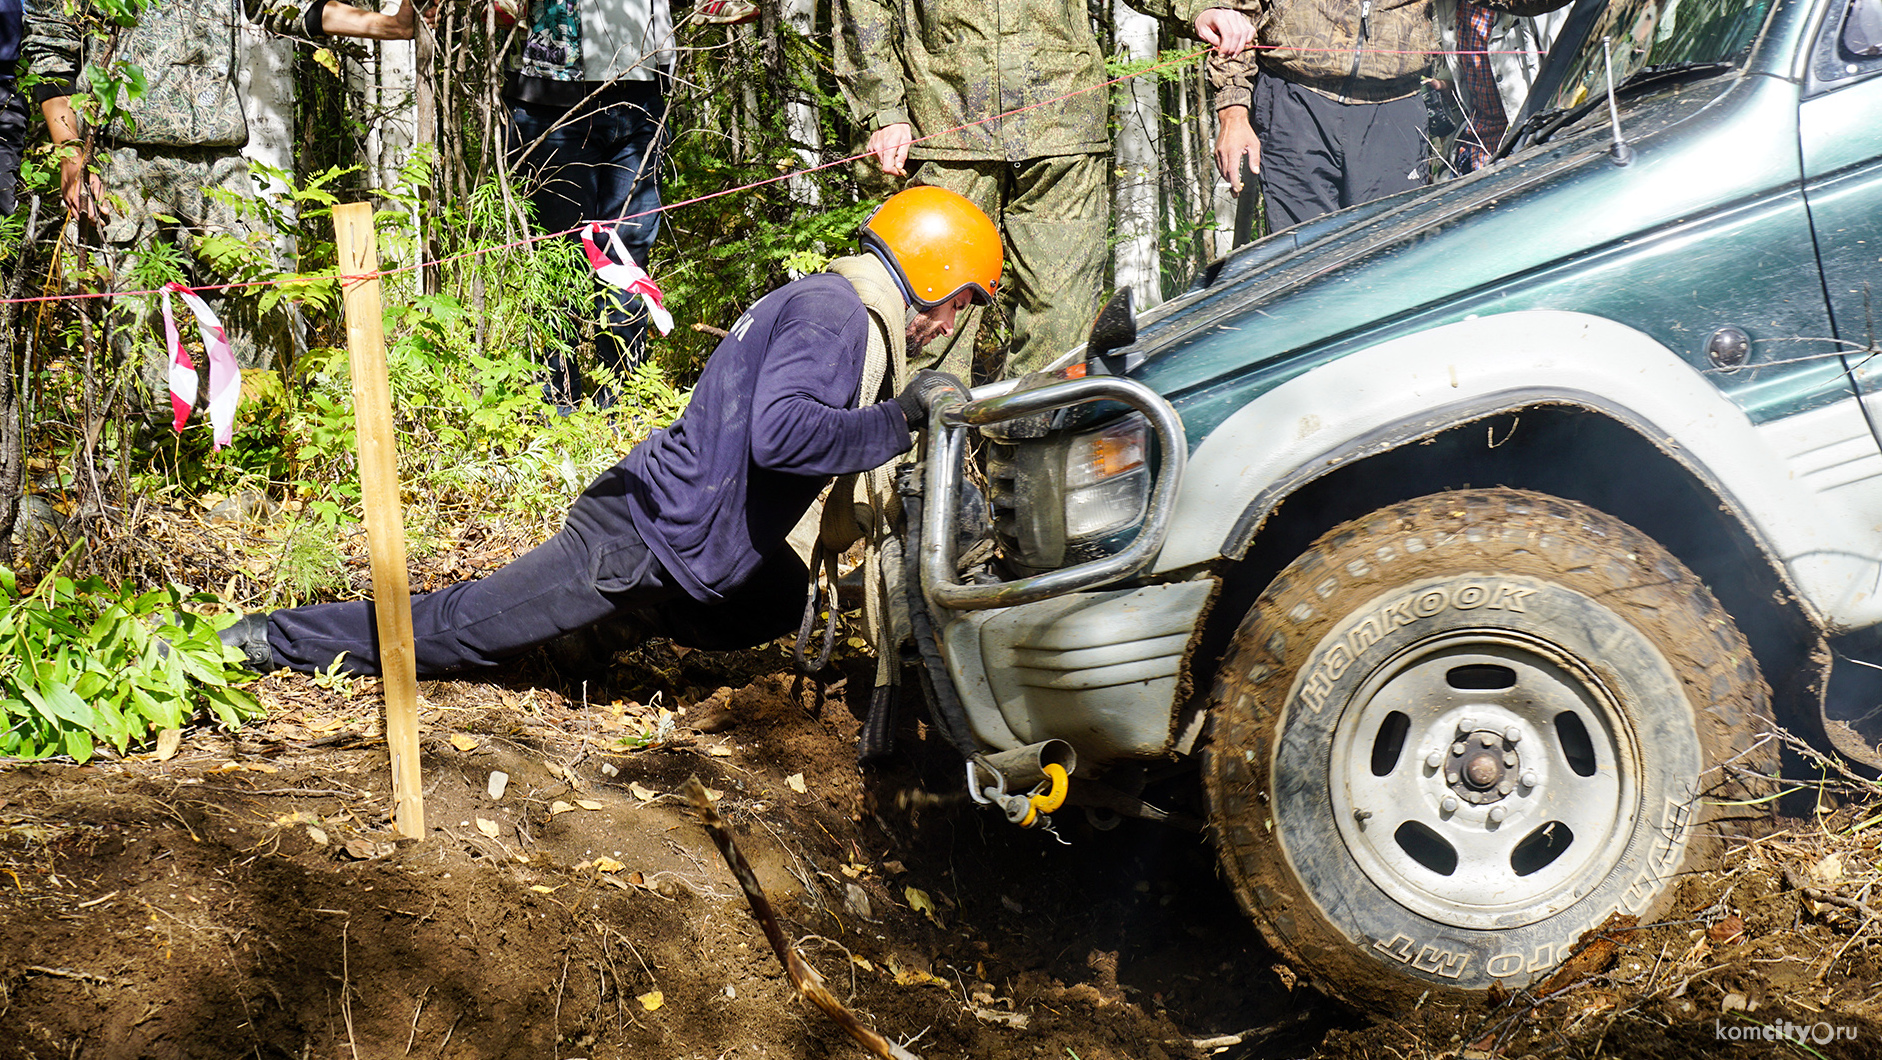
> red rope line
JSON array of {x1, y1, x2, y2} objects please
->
[{"x1": 2, "y1": 38, "x2": 1550, "y2": 307}]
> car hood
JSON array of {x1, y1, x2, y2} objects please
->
[{"x1": 1117, "y1": 65, "x2": 1786, "y2": 420}]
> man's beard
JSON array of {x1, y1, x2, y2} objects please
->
[{"x1": 905, "y1": 305, "x2": 943, "y2": 355}]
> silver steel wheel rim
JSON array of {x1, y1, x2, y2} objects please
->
[{"x1": 1325, "y1": 630, "x2": 1639, "y2": 930}]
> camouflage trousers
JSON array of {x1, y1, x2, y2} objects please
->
[
  {"x1": 93, "y1": 145, "x2": 293, "y2": 405},
  {"x1": 910, "y1": 154, "x2": 1108, "y2": 382}
]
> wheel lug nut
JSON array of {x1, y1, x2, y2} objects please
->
[
  {"x1": 1441, "y1": 795, "x2": 1459, "y2": 813},
  {"x1": 1488, "y1": 806, "x2": 1506, "y2": 824},
  {"x1": 1452, "y1": 742, "x2": 1466, "y2": 756},
  {"x1": 1425, "y1": 751, "x2": 1443, "y2": 769},
  {"x1": 1478, "y1": 734, "x2": 1496, "y2": 748},
  {"x1": 1447, "y1": 771, "x2": 1460, "y2": 784},
  {"x1": 1521, "y1": 771, "x2": 1538, "y2": 789},
  {"x1": 1497, "y1": 780, "x2": 1513, "y2": 795},
  {"x1": 1504, "y1": 726, "x2": 1522, "y2": 744},
  {"x1": 1354, "y1": 808, "x2": 1373, "y2": 822},
  {"x1": 1503, "y1": 753, "x2": 1518, "y2": 767}
]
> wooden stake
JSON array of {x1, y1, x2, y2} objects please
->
[{"x1": 333, "y1": 201, "x2": 425, "y2": 840}]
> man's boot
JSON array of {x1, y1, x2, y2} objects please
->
[{"x1": 219, "y1": 613, "x2": 277, "y2": 673}]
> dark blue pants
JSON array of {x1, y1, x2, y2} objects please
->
[
  {"x1": 508, "y1": 80, "x2": 667, "y2": 409},
  {"x1": 1253, "y1": 75, "x2": 1428, "y2": 231},
  {"x1": 266, "y1": 463, "x2": 808, "y2": 676}
]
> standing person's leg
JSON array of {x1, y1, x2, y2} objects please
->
[
  {"x1": 1252, "y1": 76, "x2": 1344, "y2": 230},
  {"x1": 1000, "y1": 154, "x2": 1107, "y2": 377},
  {"x1": 508, "y1": 99, "x2": 601, "y2": 407},
  {"x1": 267, "y1": 463, "x2": 684, "y2": 675},
  {"x1": 1340, "y1": 94, "x2": 1430, "y2": 209},
  {"x1": 906, "y1": 160, "x2": 1003, "y2": 382},
  {"x1": 585, "y1": 80, "x2": 668, "y2": 409}
]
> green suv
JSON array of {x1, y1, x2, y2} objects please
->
[{"x1": 905, "y1": 0, "x2": 1882, "y2": 1010}]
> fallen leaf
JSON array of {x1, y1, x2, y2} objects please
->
[
  {"x1": 450, "y1": 733, "x2": 480, "y2": 752},
  {"x1": 882, "y1": 860, "x2": 906, "y2": 875},
  {"x1": 307, "y1": 716, "x2": 348, "y2": 734},
  {"x1": 576, "y1": 799, "x2": 604, "y2": 811},
  {"x1": 851, "y1": 956, "x2": 875, "y2": 972},
  {"x1": 637, "y1": 990, "x2": 664, "y2": 1011},
  {"x1": 475, "y1": 818, "x2": 501, "y2": 838},
  {"x1": 786, "y1": 773, "x2": 807, "y2": 794},
  {"x1": 592, "y1": 856, "x2": 625, "y2": 873},
  {"x1": 839, "y1": 863, "x2": 865, "y2": 879},
  {"x1": 893, "y1": 966, "x2": 946, "y2": 987},
  {"x1": 706, "y1": 744, "x2": 734, "y2": 757},
  {"x1": 154, "y1": 729, "x2": 182, "y2": 761},
  {"x1": 341, "y1": 838, "x2": 381, "y2": 860},
  {"x1": 629, "y1": 782, "x2": 658, "y2": 802},
  {"x1": 305, "y1": 825, "x2": 329, "y2": 846},
  {"x1": 904, "y1": 886, "x2": 938, "y2": 921},
  {"x1": 1708, "y1": 916, "x2": 1745, "y2": 944},
  {"x1": 530, "y1": 885, "x2": 558, "y2": 894},
  {"x1": 550, "y1": 801, "x2": 575, "y2": 816}
]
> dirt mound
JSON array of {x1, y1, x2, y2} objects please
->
[{"x1": 5, "y1": 641, "x2": 1882, "y2": 1059}]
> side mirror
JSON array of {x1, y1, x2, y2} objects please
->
[{"x1": 1085, "y1": 288, "x2": 1137, "y2": 371}]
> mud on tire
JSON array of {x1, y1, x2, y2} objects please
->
[{"x1": 1205, "y1": 489, "x2": 1774, "y2": 1009}]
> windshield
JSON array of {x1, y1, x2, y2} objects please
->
[{"x1": 1527, "y1": 0, "x2": 1776, "y2": 114}]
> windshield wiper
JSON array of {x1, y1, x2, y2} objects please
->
[{"x1": 1495, "y1": 61, "x2": 1735, "y2": 161}]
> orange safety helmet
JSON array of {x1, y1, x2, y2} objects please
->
[{"x1": 860, "y1": 187, "x2": 1002, "y2": 309}]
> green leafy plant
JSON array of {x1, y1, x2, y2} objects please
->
[{"x1": 0, "y1": 560, "x2": 260, "y2": 764}]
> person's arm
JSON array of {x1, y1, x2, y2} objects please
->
[
  {"x1": 750, "y1": 308, "x2": 913, "y2": 477},
  {"x1": 1213, "y1": 103, "x2": 1260, "y2": 195},
  {"x1": 23, "y1": 0, "x2": 103, "y2": 220},
  {"x1": 317, "y1": 0, "x2": 417, "y2": 39},
  {"x1": 833, "y1": 0, "x2": 914, "y2": 177},
  {"x1": 1192, "y1": 6, "x2": 1256, "y2": 55},
  {"x1": 40, "y1": 94, "x2": 104, "y2": 220},
  {"x1": 244, "y1": 0, "x2": 415, "y2": 41}
]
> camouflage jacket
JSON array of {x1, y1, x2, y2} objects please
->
[
  {"x1": 1182, "y1": 0, "x2": 1565, "y2": 107},
  {"x1": 25, "y1": 0, "x2": 323, "y2": 146},
  {"x1": 835, "y1": 0, "x2": 1184, "y2": 161}
]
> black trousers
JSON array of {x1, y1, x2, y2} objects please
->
[
  {"x1": 1253, "y1": 74, "x2": 1428, "y2": 231},
  {"x1": 266, "y1": 463, "x2": 807, "y2": 676}
]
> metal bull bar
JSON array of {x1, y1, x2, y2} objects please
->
[{"x1": 919, "y1": 375, "x2": 1188, "y2": 612}]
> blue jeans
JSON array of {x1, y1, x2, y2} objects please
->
[{"x1": 508, "y1": 80, "x2": 667, "y2": 408}]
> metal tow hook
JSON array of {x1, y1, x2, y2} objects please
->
[{"x1": 967, "y1": 747, "x2": 1075, "y2": 843}]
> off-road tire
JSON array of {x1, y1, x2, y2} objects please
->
[{"x1": 1205, "y1": 489, "x2": 1773, "y2": 1009}]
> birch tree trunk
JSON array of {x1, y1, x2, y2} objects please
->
[
  {"x1": 783, "y1": 0, "x2": 821, "y2": 206},
  {"x1": 237, "y1": 26, "x2": 294, "y2": 233},
  {"x1": 1112, "y1": 2, "x2": 1162, "y2": 310}
]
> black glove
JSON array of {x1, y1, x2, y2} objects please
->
[{"x1": 895, "y1": 370, "x2": 967, "y2": 432}]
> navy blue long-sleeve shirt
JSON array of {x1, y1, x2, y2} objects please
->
[{"x1": 622, "y1": 273, "x2": 913, "y2": 602}]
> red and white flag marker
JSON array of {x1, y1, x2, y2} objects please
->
[
  {"x1": 160, "y1": 282, "x2": 240, "y2": 449},
  {"x1": 581, "y1": 223, "x2": 674, "y2": 336}
]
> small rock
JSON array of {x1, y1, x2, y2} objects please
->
[
  {"x1": 845, "y1": 882, "x2": 872, "y2": 919},
  {"x1": 488, "y1": 771, "x2": 509, "y2": 800},
  {"x1": 1721, "y1": 992, "x2": 1748, "y2": 1013}
]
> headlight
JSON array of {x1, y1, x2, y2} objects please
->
[
  {"x1": 988, "y1": 415, "x2": 1152, "y2": 572},
  {"x1": 1062, "y1": 417, "x2": 1149, "y2": 540}
]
